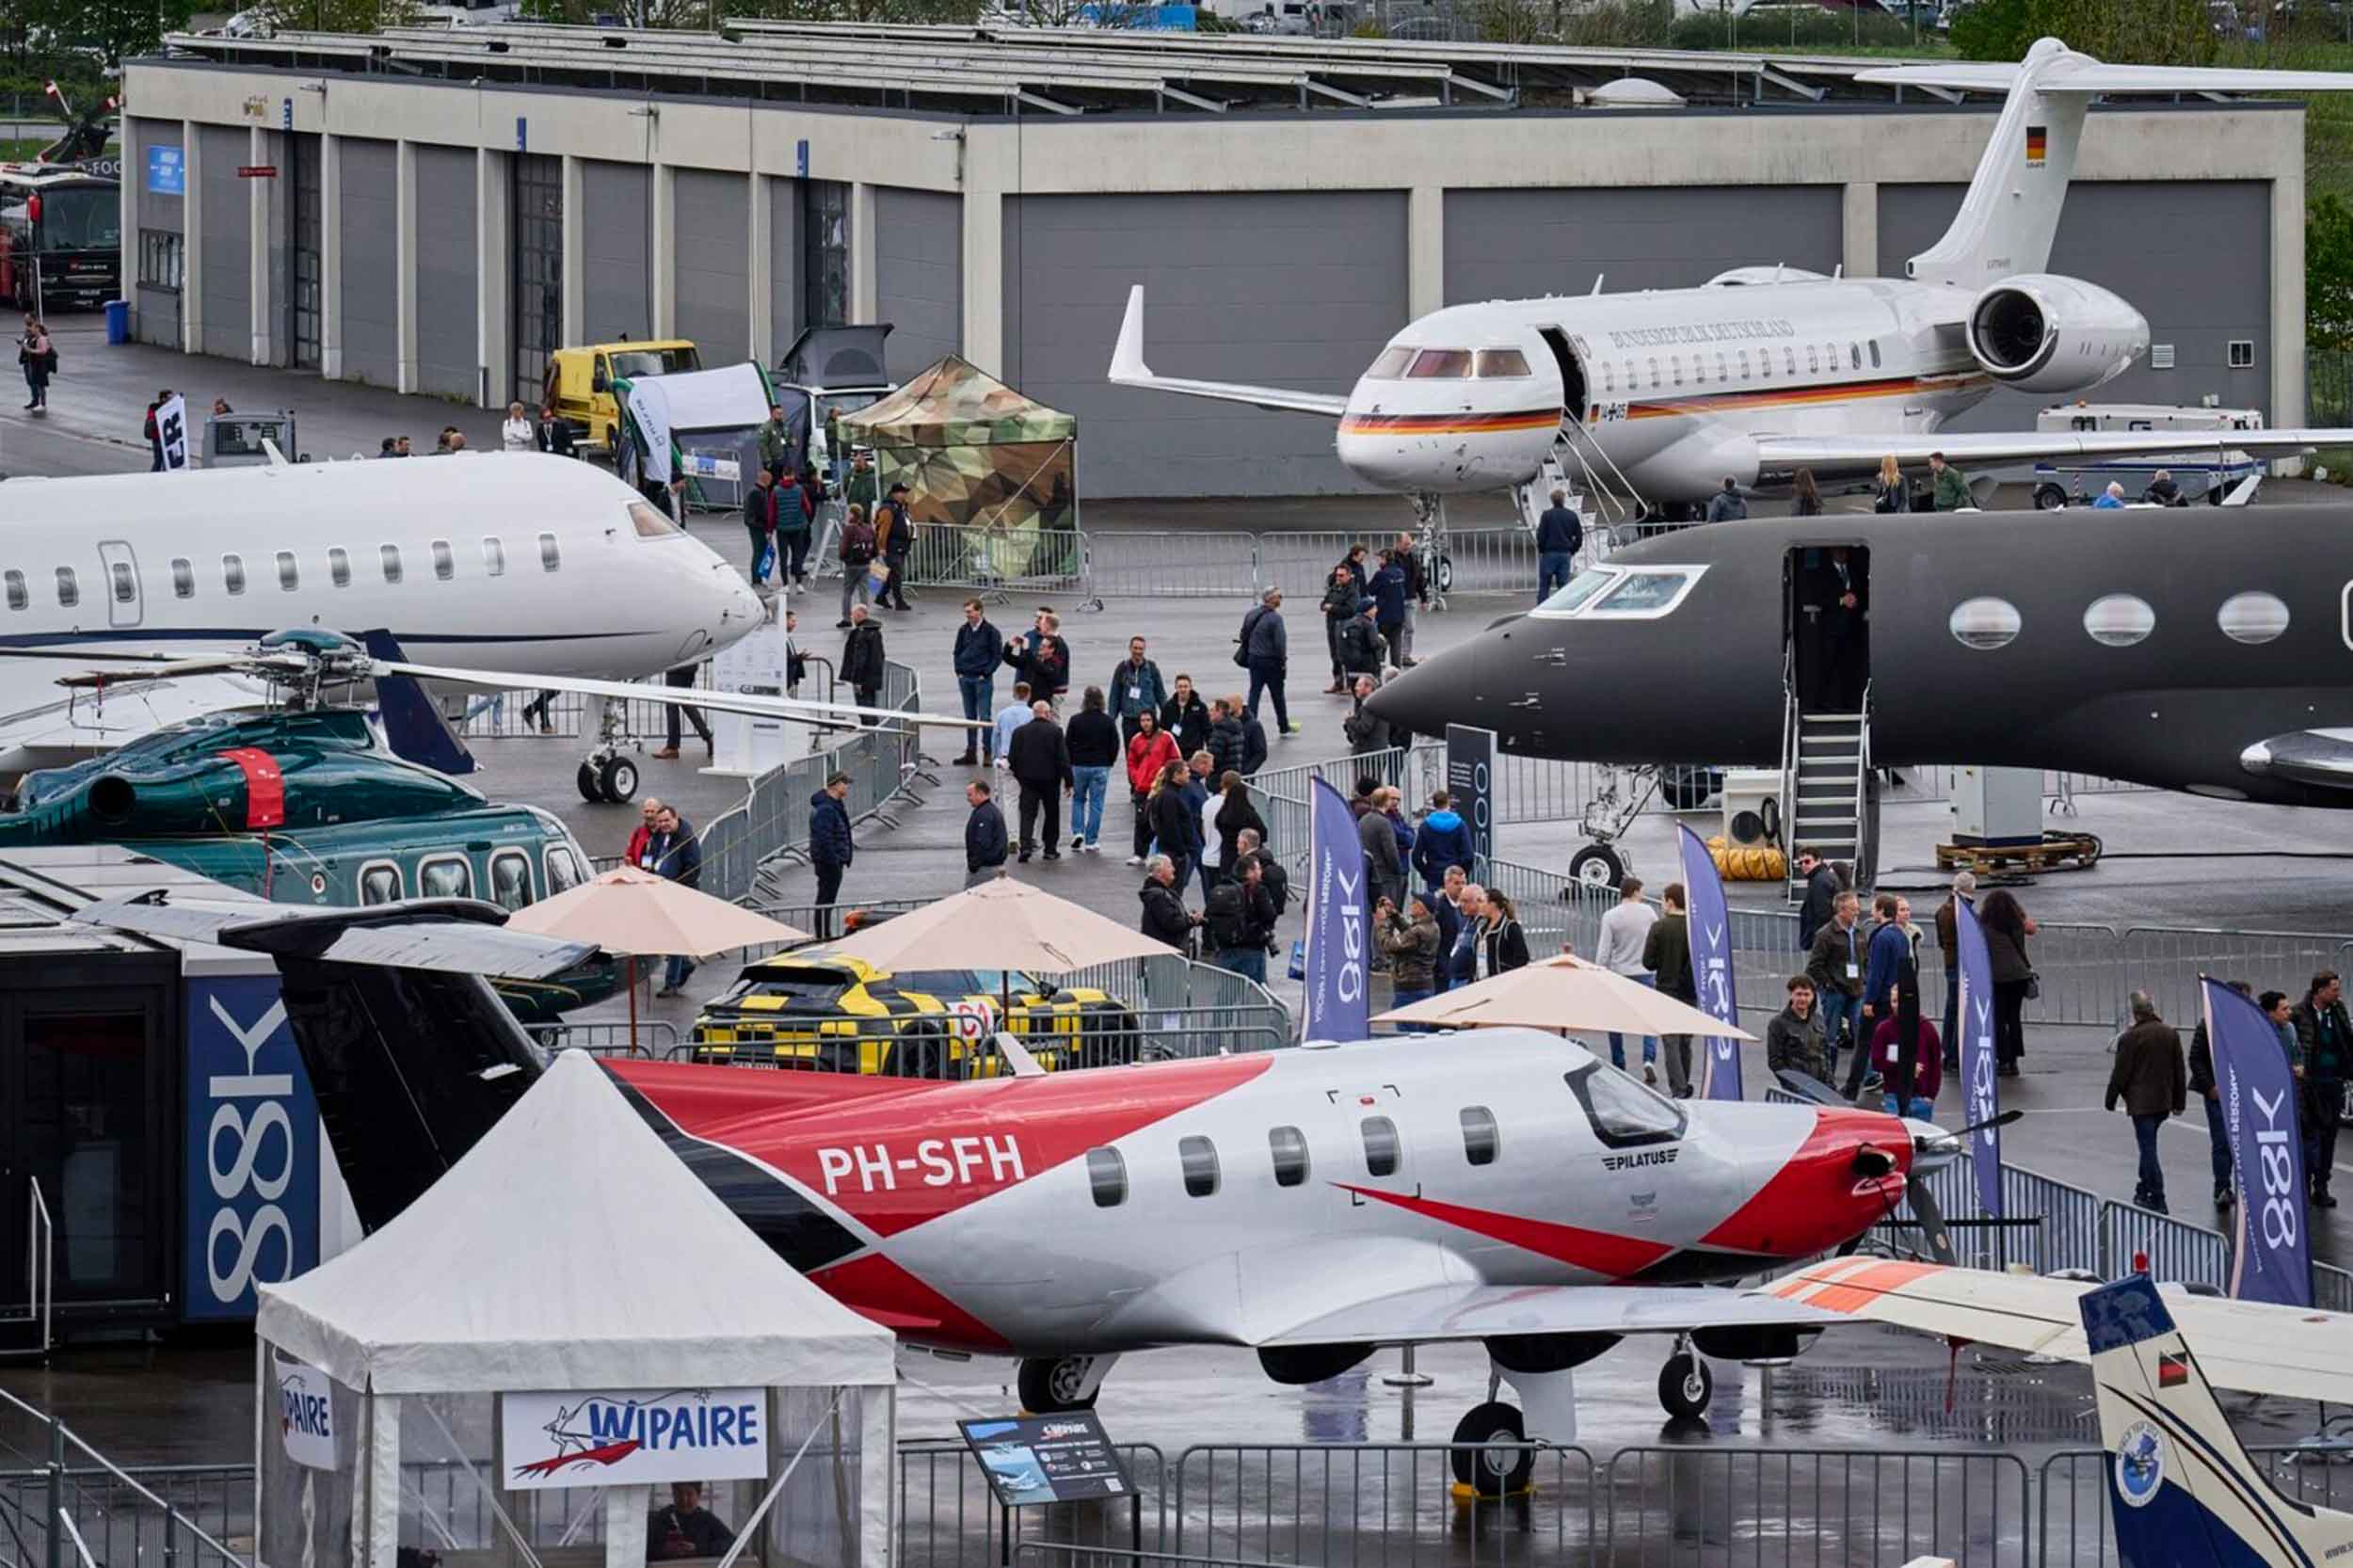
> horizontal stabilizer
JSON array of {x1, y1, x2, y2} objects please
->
[
  {"x1": 1109, "y1": 285, "x2": 1351, "y2": 420},
  {"x1": 2240, "y1": 728, "x2": 2353, "y2": 790},
  {"x1": 77, "y1": 890, "x2": 597, "y2": 980},
  {"x1": 1753, "y1": 427, "x2": 2341, "y2": 486}
]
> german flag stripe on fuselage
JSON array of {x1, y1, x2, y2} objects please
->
[
  {"x1": 1338, "y1": 408, "x2": 1561, "y2": 438},
  {"x1": 1599, "y1": 373, "x2": 1991, "y2": 423}
]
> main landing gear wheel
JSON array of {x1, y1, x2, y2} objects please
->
[
  {"x1": 2033, "y1": 484, "x2": 2070, "y2": 511},
  {"x1": 1018, "y1": 1356, "x2": 1102, "y2": 1414},
  {"x1": 577, "y1": 760, "x2": 603, "y2": 803},
  {"x1": 1567, "y1": 842, "x2": 1625, "y2": 890},
  {"x1": 1432, "y1": 554, "x2": 1454, "y2": 595},
  {"x1": 599, "y1": 752, "x2": 640, "y2": 805},
  {"x1": 1658, "y1": 1352, "x2": 1713, "y2": 1420},
  {"x1": 1449, "y1": 1401, "x2": 1532, "y2": 1496}
]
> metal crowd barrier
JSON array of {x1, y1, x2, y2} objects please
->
[
  {"x1": 524, "y1": 1019, "x2": 681, "y2": 1057},
  {"x1": 673, "y1": 1006, "x2": 1289, "y2": 1077},
  {"x1": 1080, "y1": 530, "x2": 1262, "y2": 601},
  {"x1": 2039, "y1": 1446, "x2": 2353, "y2": 1566},
  {"x1": 900, "y1": 1440, "x2": 1165, "y2": 1568}
]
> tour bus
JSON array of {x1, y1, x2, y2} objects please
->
[{"x1": 0, "y1": 162, "x2": 120, "y2": 312}]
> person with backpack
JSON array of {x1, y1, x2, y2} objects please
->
[
  {"x1": 773, "y1": 464, "x2": 815, "y2": 586},
  {"x1": 1124, "y1": 710, "x2": 1179, "y2": 865},
  {"x1": 18, "y1": 320, "x2": 54, "y2": 412},
  {"x1": 1204, "y1": 854, "x2": 1278, "y2": 984},
  {"x1": 1237, "y1": 588, "x2": 1293, "y2": 736},
  {"x1": 835, "y1": 503, "x2": 878, "y2": 627}
]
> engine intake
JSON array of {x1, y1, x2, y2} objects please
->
[{"x1": 1964, "y1": 274, "x2": 2147, "y2": 395}]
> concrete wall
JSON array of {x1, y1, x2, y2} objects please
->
[
  {"x1": 1002, "y1": 190, "x2": 1406, "y2": 498},
  {"x1": 1879, "y1": 181, "x2": 2274, "y2": 424},
  {"x1": 874, "y1": 186, "x2": 961, "y2": 382},
  {"x1": 412, "y1": 145, "x2": 478, "y2": 399},
  {"x1": 674, "y1": 168, "x2": 750, "y2": 361},
  {"x1": 197, "y1": 125, "x2": 248, "y2": 361},
  {"x1": 339, "y1": 138, "x2": 399, "y2": 389},
  {"x1": 580, "y1": 159, "x2": 651, "y2": 343},
  {"x1": 128, "y1": 117, "x2": 183, "y2": 350},
  {"x1": 1445, "y1": 186, "x2": 1843, "y2": 303},
  {"x1": 769, "y1": 176, "x2": 803, "y2": 367}
]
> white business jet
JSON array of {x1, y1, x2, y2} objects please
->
[
  {"x1": 0, "y1": 453, "x2": 772, "y2": 784},
  {"x1": 1112, "y1": 39, "x2": 2353, "y2": 519}
]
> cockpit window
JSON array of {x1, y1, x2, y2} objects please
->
[
  {"x1": 629, "y1": 502, "x2": 681, "y2": 538},
  {"x1": 1475, "y1": 349, "x2": 1532, "y2": 378},
  {"x1": 1588, "y1": 569, "x2": 1702, "y2": 617},
  {"x1": 1537, "y1": 568, "x2": 1618, "y2": 616},
  {"x1": 1367, "y1": 346, "x2": 1415, "y2": 379},
  {"x1": 1565, "y1": 1063, "x2": 1686, "y2": 1148},
  {"x1": 1406, "y1": 349, "x2": 1474, "y2": 379}
]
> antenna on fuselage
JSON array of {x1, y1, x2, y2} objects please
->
[{"x1": 1589, "y1": 275, "x2": 1605, "y2": 296}]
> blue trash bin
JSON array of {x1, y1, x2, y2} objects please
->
[{"x1": 104, "y1": 300, "x2": 129, "y2": 344}]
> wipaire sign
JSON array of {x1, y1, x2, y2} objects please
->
[
  {"x1": 501, "y1": 1389, "x2": 768, "y2": 1491},
  {"x1": 274, "y1": 1354, "x2": 338, "y2": 1471}
]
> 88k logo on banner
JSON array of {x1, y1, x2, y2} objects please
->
[{"x1": 184, "y1": 977, "x2": 319, "y2": 1320}]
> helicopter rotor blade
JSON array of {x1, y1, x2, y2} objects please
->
[
  {"x1": 366, "y1": 657, "x2": 992, "y2": 732},
  {"x1": 7, "y1": 647, "x2": 255, "y2": 664},
  {"x1": 52, "y1": 653, "x2": 314, "y2": 689}
]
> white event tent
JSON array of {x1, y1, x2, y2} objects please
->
[{"x1": 254, "y1": 1050, "x2": 897, "y2": 1568}]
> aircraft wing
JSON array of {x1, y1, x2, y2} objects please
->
[
  {"x1": 1108, "y1": 285, "x2": 1352, "y2": 420},
  {"x1": 1752, "y1": 427, "x2": 2338, "y2": 485},
  {"x1": 1757, "y1": 1257, "x2": 2353, "y2": 1405},
  {"x1": 2241, "y1": 728, "x2": 2353, "y2": 791},
  {"x1": 1255, "y1": 1281, "x2": 1833, "y2": 1348},
  {"x1": 78, "y1": 890, "x2": 598, "y2": 980},
  {"x1": 0, "y1": 666, "x2": 275, "y2": 773},
  {"x1": 1854, "y1": 59, "x2": 2353, "y2": 95}
]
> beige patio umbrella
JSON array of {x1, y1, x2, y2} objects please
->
[
  {"x1": 819, "y1": 875, "x2": 1171, "y2": 976},
  {"x1": 505, "y1": 866, "x2": 810, "y2": 1049},
  {"x1": 1373, "y1": 953, "x2": 1756, "y2": 1040}
]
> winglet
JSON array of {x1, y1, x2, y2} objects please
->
[
  {"x1": 990, "y1": 1031, "x2": 1048, "y2": 1078},
  {"x1": 1110, "y1": 284, "x2": 1152, "y2": 386},
  {"x1": 2219, "y1": 473, "x2": 2262, "y2": 507}
]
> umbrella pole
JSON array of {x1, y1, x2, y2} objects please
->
[{"x1": 630, "y1": 955, "x2": 639, "y2": 1054}]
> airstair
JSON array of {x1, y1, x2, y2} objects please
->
[{"x1": 1782, "y1": 678, "x2": 1877, "y2": 900}]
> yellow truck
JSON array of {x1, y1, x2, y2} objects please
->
[{"x1": 541, "y1": 338, "x2": 700, "y2": 453}]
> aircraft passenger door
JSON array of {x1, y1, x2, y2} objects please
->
[
  {"x1": 1323, "y1": 1082, "x2": 1418, "y2": 1211},
  {"x1": 96, "y1": 541, "x2": 142, "y2": 629},
  {"x1": 1786, "y1": 546, "x2": 1870, "y2": 714}
]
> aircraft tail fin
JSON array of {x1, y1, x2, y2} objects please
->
[
  {"x1": 2080, "y1": 1274, "x2": 2353, "y2": 1567},
  {"x1": 361, "y1": 630, "x2": 480, "y2": 776}
]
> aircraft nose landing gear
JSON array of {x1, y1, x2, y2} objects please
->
[
  {"x1": 572, "y1": 695, "x2": 642, "y2": 804},
  {"x1": 1016, "y1": 1353, "x2": 1118, "y2": 1414}
]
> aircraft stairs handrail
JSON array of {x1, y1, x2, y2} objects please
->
[
  {"x1": 1778, "y1": 653, "x2": 1801, "y2": 904},
  {"x1": 1854, "y1": 679, "x2": 1876, "y2": 889},
  {"x1": 0, "y1": 1386, "x2": 247, "y2": 1568},
  {"x1": 1557, "y1": 415, "x2": 1649, "y2": 527}
]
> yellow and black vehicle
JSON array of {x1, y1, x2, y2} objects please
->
[{"x1": 688, "y1": 951, "x2": 1143, "y2": 1078}]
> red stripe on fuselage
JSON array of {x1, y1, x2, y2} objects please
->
[
  {"x1": 812, "y1": 1252, "x2": 1014, "y2": 1352},
  {"x1": 1336, "y1": 1184, "x2": 1673, "y2": 1279},
  {"x1": 1699, "y1": 1108, "x2": 1912, "y2": 1257},
  {"x1": 216, "y1": 747, "x2": 285, "y2": 830}
]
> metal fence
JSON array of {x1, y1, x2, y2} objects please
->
[
  {"x1": 674, "y1": 1005, "x2": 1289, "y2": 1075},
  {"x1": 524, "y1": 1019, "x2": 682, "y2": 1057},
  {"x1": 901, "y1": 1440, "x2": 1165, "y2": 1568}
]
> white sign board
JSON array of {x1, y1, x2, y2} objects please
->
[
  {"x1": 274, "y1": 1354, "x2": 339, "y2": 1471},
  {"x1": 158, "y1": 393, "x2": 192, "y2": 471},
  {"x1": 683, "y1": 451, "x2": 741, "y2": 482},
  {"x1": 704, "y1": 601, "x2": 805, "y2": 779},
  {"x1": 625, "y1": 379, "x2": 675, "y2": 488},
  {"x1": 502, "y1": 1388, "x2": 768, "y2": 1492}
]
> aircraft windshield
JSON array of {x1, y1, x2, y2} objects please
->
[
  {"x1": 1537, "y1": 568, "x2": 1616, "y2": 616},
  {"x1": 1588, "y1": 569, "x2": 1701, "y2": 616},
  {"x1": 1565, "y1": 1062, "x2": 1686, "y2": 1148},
  {"x1": 1476, "y1": 349, "x2": 1532, "y2": 378},
  {"x1": 1406, "y1": 349, "x2": 1474, "y2": 378},
  {"x1": 1367, "y1": 346, "x2": 1414, "y2": 378},
  {"x1": 629, "y1": 502, "x2": 681, "y2": 538}
]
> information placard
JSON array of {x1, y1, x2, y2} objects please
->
[{"x1": 957, "y1": 1413, "x2": 1131, "y2": 1508}]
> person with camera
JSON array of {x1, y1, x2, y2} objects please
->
[{"x1": 1204, "y1": 853, "x2": 1278, "y2": 984}]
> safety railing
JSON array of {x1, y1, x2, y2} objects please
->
[
  {"x1": 2038, "y1": 1445, "x2": 2353, "y2": 1566},
  {"x1": 1078, "y1": 531, "x2": 1262, "y2": 601},
  {"x1": 0, "y1": 1390, "x2": 248, "y2": 1568},
  {"x1": 524, "y1": 1019, "x2": 682, "y2": 1057},
  {"x1": 675, "y1": 1003, "x2": 1290, "y2": 1078},
  {"x1": 901, "y1": 1439, "x2": 1165, "y2": 1568},
  {"x1": 810, "y1": 520, "x2": 1088, "y2": 599},
  {"x1": 2, "y1": 1178, "x2": 49, "y2": 1361}
]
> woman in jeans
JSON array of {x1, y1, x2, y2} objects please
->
[
  {"x1": 1978, "y1": 888, "x2": 2039, "y2": 1078},
  {"x1": 1064, "y1": 686, "x2": 1121, "y2": 853}
]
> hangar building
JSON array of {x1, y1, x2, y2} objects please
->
[{"x1": 122, "y1": 25, "x2": 2310, "y2": 495}]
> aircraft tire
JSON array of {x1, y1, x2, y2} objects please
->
[
  {"x1": 1433, "y1": 554, "x2": 1454, "y2": 595},
  {"x1": 577, "y1": 760, "x2": 605, "y2": 803},
  {"x1": 2033, "y1": 484, "x2": 2069, "y2": 511},
  {"x1": 1567, "y1": 843, "x2": 1625, "y2": 890},
  {"x1": 1017, "y1": 1356, "x2": 1101, "y2": 1414},
  {"x1": 1449, "y1": 1402, "x2": 1531, "y2": 1496},
  {"x1": 600, "y1": 754, "x2": 640, "y2": 804},
  {"x1": 1657, "y1": 1353, "x2": 1712, "y2": 1420}
]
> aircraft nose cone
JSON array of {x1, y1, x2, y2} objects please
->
[{"x1": 1367, "y1": 648, "x2": 1468, "y2": 739}]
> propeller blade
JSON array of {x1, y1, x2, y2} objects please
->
[
  {"x1": 1771, "y1": 1067, "x2": 1847, "y2": 1107},
  {"x1": 1945, "y1": 1108, "x2": 2023, "y2": 1142},
  {"x1": 367, "y1": 657, "x2": 991, "y2": 731},
  {"x1": 1904, "y1": 1173, "x2": 1958, "y2": 1267}
]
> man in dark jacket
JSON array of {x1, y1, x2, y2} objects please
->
[
  {"x1": 646, "y1": 803, "x2": 704, "y2": 996},
  {"x1": 1411, "y1": 790, "x2": 1474, "y2": 893},
  {"x1": 1160, "y1": 675, "x2": 1209, "y2": 760},
  {"x1": 1390, "y1": 531, "x2": 1427, "y2": 665},
  {"x1": 757, "y1": 403, "x2": 792, "y2": 482},
  {"x1": 840, "y1": 603, "x2": 886, "y2": 721},
  {"x1": 1933, "y1": 871, "x2": 1975, "y2": 1069},
  {"x1": 1369, "y1": 552, "x2": 1409, "y2": 672},
  {"x1": 2186, "y1": 978, "x2": 2252, "y2": 1209},
  {"x1": 1338, "y1": 600, "x2": 1385, "y2": 684},
  {"x1": 1795, "y1": 848, "x2": 1843, "y2": 950},
  {"x1": 2295, "y1": 970, "x2": 2352, "y2": 1208},
  {"x1": 743, "y1": 468, "x2": 779, "y2": 584},
  {"x1": 1356, "y1": 795, "x2": 1405, "y2": 927},
  {"x1": 808, "y1": 773, "x2": 854, "y2": 938},
  {"x1": 1344, "y1": 676, "x2": 1390, "y2": 758},
  {"x1": 1205, "y1": 699, "x2": 1245, "y2": 781},
  {"x1": 874, "y1": 482, "x2": 915, "y2": 610},
  {"x1": 1852, "y1": 893, "x2": 1913, "y2": 1096},
  {"x1": 1110, "y1": 636, "x2": 1168, "y2": 744},
  {"x1": 1204, "y1": 856, "x2": 1277, "y2": 983},
  {"x1": 2106, "y1": 990, "x2": 2187, "y2": 1213},
  {"x1": 1240, "y1": 589, "x2": 1292, "y2": 735},
  {"x1": 1804, "y1": 890, "x2": 1865, "y2": 1080},
  {"x1": 1231, "y1": 694, "x2": 1268, "y2": 776},
  {"x1": 1235, "y1": 831, "x2": 1287, "y2": 917},
  {"x1": 1534, "y1": 489, "x2": 1584, "y2": 603},
  {"x1": 1643, "y1": 883, "x2": 1696, "y2": 1096},
  {"x1": 964, "y1": 779, "x2": 1008, "y2": 886},
  {"x1": 1320, "y1": 567, "x2": 1360, "y2": 693},
  {"x1": 1378, "y1": 893, "x2": 1441, "y2": 1013},
  {"x1": 773, "y1": 464, "x2": 814, "y2": 586},
  {"x1": 1002, "y1": 610, "x2": 1071, "y2": 707},
  {"x1": 1430, "y1": 865, "x2": 1467, "y2": 993},
  {"x1": 1766, "y1": 976, "x2": 1829, "y2": 1083},
  {"x1": 1007, "y1": 700, "x2": 1073, "y2": 863},
  {"x1": 952, "y1": 600, "x2": 1004, "y2": 765},
  {"x1": 1138, "y1": 856, "x2": 1196, "y2": 952}
]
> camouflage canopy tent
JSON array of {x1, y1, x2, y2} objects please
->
[{"x1": 833, "y1": 356, "x2": 1080, "y2": 584}]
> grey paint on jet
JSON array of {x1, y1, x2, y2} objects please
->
[
  {"x1": 874, "y1": 186, "x2": 961, "y2": 384},
  {"x1": 580, "y1": 161, "x2": 651, "y2": 343},
  {"x1": 1444, "y1": 186, "x2": 1844, "y2": 305},
  {"x1": 413, "y1": 146, "x2": 477, "y2": 400},
  {"x1": 1001, "y1": 190, "x2": 1407, "y2": 498},
  {"x1": 675, "y1": 169, "x2": 749, "y2": 361},
  {"x1": 198, "y1": 124, "x2": 249, "y2": 362},
  {"x1": 340, "y1": 138, "x2": 399, "y2": 388},
  {"x1": 1878, "y1": 181, "x2": 2271, "y2": 425},
  {"x1": 1369, "y1": 506, "x2": 2353, "y2": 808}
]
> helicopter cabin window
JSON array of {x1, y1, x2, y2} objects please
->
[
  {"x1": 1406, "y1": 348, "x2": 1473, "y2": 378},
  {"x1": 1461, "y1": 1106, "x2": 1500, "y2": 1166},
  {"x1": 357, "y1": 863, "x2": 401, "y2": 905},
  {"x1": 1361, "y1": 1115, "x2": 1401, "y2": 1177},
  {"x1": 277, "y1": 552, "x2": 298, "y2": 591},
  {"x1": 483, "y1": 537, "x2": 506, "y2": 576},
  {"x1": 1367, "y1": 345, "x2": 1414, "y2": 378},
  {"x1": 329, "y1": 548, "x2": 350, "y2": 587},
  {"x1": 1179, "y1": 1135, "x2": 1220, "y2": 1198},
  {"x1": 221, "y1": 554, "x2": 245, "y2": 596},
  {"x1": 110, "y1": 562, "x2": 136, "y2": 604},
  {"x1": 1475, "y1": 348, "x2": 1532, "y2": 378},
  {"x1": 1565, "y1": 1062, "x2": 1686, "y2": 1148},
  {"x1": 545, "y1": 844, "x2": 584, "y2": 893},
  {"x1": 1269, "y1": 1125, "x2": 1310, "y2": 1188},
  {"x1": 488, "y1": 850, "x2": 533, "y2": 912},
  {"x1": 1738, "y1": 349, "x2": 1752, "y2": 379},
  {"x1": 1692, "y1": 356, "x2": 1706, "y2": 385},
  {"x1": 418, "y1": 856, "x2": 472, "y2": 898},
  {"x1": 4, "y1": 570, "x2": 24, "y2": 611},
  {"x1": 629, "y1": 503, "x2": 680, "y2": 539},
  {"x1": 54, "y1": 568, "x2": 77, "y2": 608},
  {"x1": 1868, "y1": 340, "x2": 1883, "y2": 370},
  {"x1": 380, "y1": 546, "x2": 403, "y2": 585},
  {"x1": 1823, "y1": 342, "x2": 1836, "y2": 373},
  {"x1": 431, "y1": 540, "x2": 454, "y2": 582},
  {"x1": 1086, "y1": 1146, "x2": 1127, "y2": 1208},
  {"x1": 539, "y1": 533, "x2": 561, "y2": 572}
]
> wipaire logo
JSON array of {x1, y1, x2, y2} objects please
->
[{"x1": 512, "y1": 1389, "x2": 760, "y2": 1481}]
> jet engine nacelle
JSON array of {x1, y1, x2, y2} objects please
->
[{"x1": 1964, "y1": 274, "x2": 2148, "y2": 394}]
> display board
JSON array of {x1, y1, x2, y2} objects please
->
[{"x1": 957, "y1": 1413, "x2": 1131, "y2": 1507}]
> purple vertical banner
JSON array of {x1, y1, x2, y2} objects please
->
[
  {"x1": 1676, "y1": 824, "x2": 1742, "y2": 1100},
  {"x1": 1954, "y1": 895, "x2": 2003, "y2": 1220},
  {"x1": 1302, "y1": 776, "x2": 1369, "y2": 1042},
  {"x1": 2208, "y1": 977, "x2": 2313, "y2": 1306}
]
